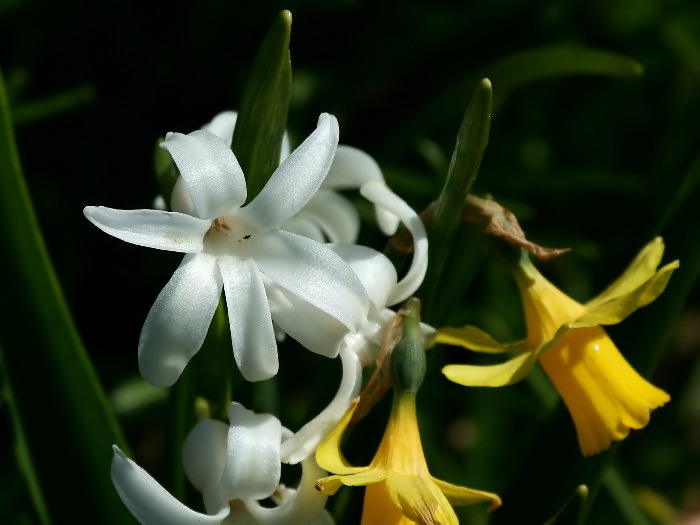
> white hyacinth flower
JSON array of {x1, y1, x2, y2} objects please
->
[
  {"x1": 84, "y1": 113, "x2": 369, "y2": 386},
  {"x1": 194, "y1": 110, "x2": 398, "y2": 244},
  {"x1": 279, "y1": 180, "x2": 432, "y2": 464},
  {"x1": 111, "y1": 403, "x2": 332, "y2": 524}
]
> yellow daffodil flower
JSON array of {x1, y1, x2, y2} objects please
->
[
  {"x1": 437, "y1": 237, "x2": 677, "y2": 456},
  {"x1": 315, "y1": 395, "x2": 501, "y2": 524}
]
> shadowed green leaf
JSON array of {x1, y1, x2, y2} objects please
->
[
  {"x1": 0, "y1": 69, "x2": 131, "y2": 523},
  {"x1": 479, "y1": 46, "x2": 642, "y2": 96},
  {"x1": 420, "y1": 78, "x2": 491, "y2": 322},
  {"x1": 233, "y1": 10, "x2": 292, "y2": 202}
]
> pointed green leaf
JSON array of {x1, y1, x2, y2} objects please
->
[
  {"x1": 233, "y1": 10, "x2": 292, "y2": 202},
  {"x1": 420, "y1": 79, "x2": 492, "y2": 320},
  {"x1": 0, "y1": 69, "x2": 131, "y2": 523}
]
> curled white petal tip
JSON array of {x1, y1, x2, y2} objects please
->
[
  {"x1": 360, "y1": 181, "x2": 428, "y2": 304},
  {"x1": 324, "y1": 145, "x2": 383, "y2": 189},
  {"x1": 111, "y1": 445, "x2": 229, "y2": 525}
]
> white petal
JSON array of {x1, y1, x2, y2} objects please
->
[
  {"x1": 375, "y1": 206, "x2": 401, "y2": 236},
  {"x1": 162, "y1": 130, "x2": 246, "y2": 219},
  {"x1": 294, "y1": 190, "x2": 360, "y2": 243},
  {"x1": 329, "y1": 243, "x2": 397, "y2": 311},
  {"x1": 281, "y1": 216, "x2": 327, "y2": 243},
  {"x1": 232, "y1": 455, "x2": 331, "y2": 524},
  {"x1": 219, "y1": 256, "x2": 278, "y2": 381},
  {"x1": 323, "y1": 145, "x2": 383, "y2": 189},
  {"x1": 111, "y1": 446, "x2": 228, "y2": 525},
  {"x1": 360, "y1": 181, "x2": 428, "y2": 305},
  {"x1": 139, "y1": 253, "x2": 222, "y2": 387},
  {"x1": 280, "y1": 346, "x2": 361, "y2": 463},
  {"x1": 323, "y1": 146, "x2": 400, "y2": 235},
  {"x1": 243, "y1": 113, "x2": 339, "y2": 231},
  {"x1": 170, "y1": 177, "x2": 197, "y2": 216},
  {"x1": 220, "y1": 402, "x2": 282, "y2": 501},
  {"x1": 183, "y1": 419, "x2": 229, "y2": 514},
  {"x1": 254, "y1": 230, "x2": 369, "y2": 331},
  {"x1": 202, "y1": 111, "x2": 238, "y2": 145},
  {"x1": 266, "y1": 280, "x2": 349, "y2": 357},
  {"x1": 84, "y1": 206, "x2": 209, "y2": 253}
]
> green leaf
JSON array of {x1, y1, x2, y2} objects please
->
[
  {"x1": 386, "y1": 46, "x2": 641, "y2": 153},
  {"x1": 420, "y1": 78, "x2": 492, "y2": 321},
  {"x1": 0, "y1": 69, "x2": 131, "y2": 523},
  {"x1": 11, "y1": 84, "x2": 95, "y2": 125},
  {"x1": 598, "y1": 467, "x2": 655, "y2": 525},
  {"x1": 232, "y1": 10, "x2": 292, "y2": 202},
  {"x1": 478, "y1": 46, "x2": 642, "y2": 96}
]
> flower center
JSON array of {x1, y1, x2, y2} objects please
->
[{"x1": 203, "y1": 211, "x2": 255, "y2": 256}]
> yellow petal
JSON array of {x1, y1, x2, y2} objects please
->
[
  {"x1": 442, "y1": 352, "x2": 538, "y2": 387},
  {"x1": 585, "y1": 237, "x2": 666, "y2": 309},
  {"x1": 315, "y1": 398, "x2": 367, "y2": 475},
  {"x1": 432, "y1": 477, "x2": 501, "y2": 511},
  {"x1": 435, "y1": 325, "x2": 528, "y2": 354},
  {"x1": 539, "y1": 326, "x2": 670, "y2": 456},
  {"x1": 577, "y1": 261, "x2": 678, "y2": 327},
  {"x1": 315, "y1": 468, "x2": 385, "y2": 495},
  {"x1": 386, "y1": 472, "x2": 459, "y2": 525},
  {"x1": 362, "y1": 481, "x2": 415, "y2": 525}
]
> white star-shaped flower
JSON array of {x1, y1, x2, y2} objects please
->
[{"x1": 84, "y1": 113, "x2": 369, "y2": 386}]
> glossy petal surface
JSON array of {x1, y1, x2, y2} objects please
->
[
  {"x1": 138, "y1": 253, "x2": 222, "y2": 387},
  {"x1": 83, "y1": 206, "x2": 209, "y2": 253},
  {"x1": 162, "y1": 130, "x2": 246, "y2": 218}
]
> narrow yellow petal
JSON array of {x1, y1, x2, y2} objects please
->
[
  {"x1": 315, "y1": 398, "x2": 367, "y2": 475},
  {"x1": 432, "y1": 477, "x2": 502, "y2": 511},
  {"x1": 435, "y1": 325, "x2": 528, "y2": 354},
  {"x1": 577, "y1": 261, "x2": 679, "y2": 327},
  {"x1": 442, "y1": 352, "x2": 538, "y2": 387},
  {"x1": 585, "y1": 236, "x2": 666, "y2": 309},
  {"x1": 315, "y1": 469, "x2": 386, "y2": 495}
]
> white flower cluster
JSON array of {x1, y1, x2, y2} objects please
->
[{"x1": 84, "y1": 111, "x2": 430, "y2": 524}]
